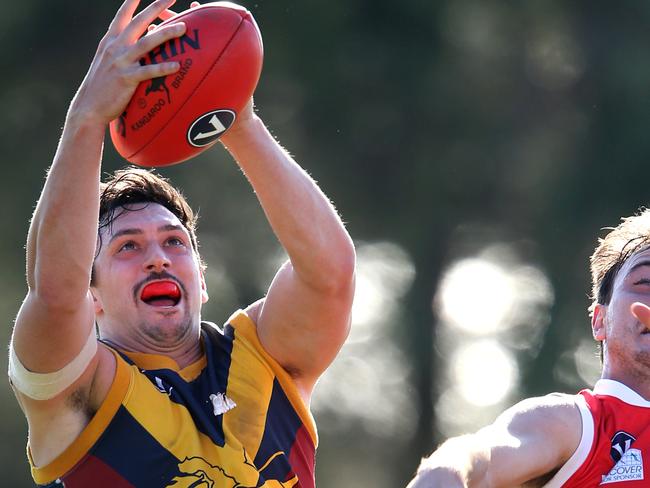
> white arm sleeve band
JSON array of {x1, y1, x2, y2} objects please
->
[{"x1": 8, "y1": 326, "x2": 98, "y2": 401}]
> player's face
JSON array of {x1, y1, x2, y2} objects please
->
[
  {"x1": 91, "y1": 203, "x2": 208, "y2": 348},
  {"x1": 596, "y1": 246, "x2": 650, "y2": 374}
]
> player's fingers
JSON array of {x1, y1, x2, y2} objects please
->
[
  {"x1": 147, "y1": 7, "x2": 178, "y2": 34},
  {"x1": 158, "y1": 8, "x2": 178, "y2": 21},
  {"x1": 107, "y1": 0, "x2": 141, "y2": 35},
  {"x1": 128, "y1": 61, "x2": 181, "y2": 84},
  {"x1": 123, "y1": 0, "x2": 177, "y2": 42},
  {"x1": 131, "y1": 21, "x2": 186, "y2": 60},
  {"x1": 631, "y1": 302, "x2": 650, "y2": 327},
  {"x1": 190, "y1": 2, "x2": 200, "y2": 7}
]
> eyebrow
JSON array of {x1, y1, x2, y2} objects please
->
[
  {"x1": 628, "y1": 260, "x2": 650, "y2": 274},
  {"x1": 108, "y1": 224, "x2": 186, "y2": 245}
]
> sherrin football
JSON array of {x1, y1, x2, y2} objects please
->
[{"x1": 109, "y1": 2, "x2": 263, "y2": 167}]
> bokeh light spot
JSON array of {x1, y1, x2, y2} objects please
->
[
  {"x1": 438, "y1": 258, "x2": 515, "y2": 335},
  {"x1": 452, "y1": 339, "x2": 518, "y2": 406}
]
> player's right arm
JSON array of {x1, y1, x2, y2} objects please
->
[
  {"x1": 406, "y1": 394, "x2": 582, "y2": 488},
  {"x1": 9, "y1": 0, "x2": 185, "y2": 467}
]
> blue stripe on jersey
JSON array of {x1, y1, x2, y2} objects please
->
[
  {"x1": 90, "y1": 405, "x2": 181, "y2": 486},
  {"x1": 187, "y1": 322, "x2": 234, "y2": 445},
  {"x1": 109, "y1": 323, "x2": 235, "y2": 448},
  {"x1": 254, "y1": 378, "x2": 303, "y2": 482},
  {"x1": 216, "y1": 322, "x2": 235, "y2": 386}
]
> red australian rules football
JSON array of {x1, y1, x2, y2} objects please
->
[{"x1": 109, "y1": 2, "x2": 263, "y2": 167}]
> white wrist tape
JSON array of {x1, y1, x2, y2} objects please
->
[{"x1": 8, "y1": 327, "x2": 98, "y2": 401}]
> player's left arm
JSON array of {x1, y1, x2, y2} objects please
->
[{"x1": 220, "y1": 101, "x2": 356, "y2": 399}]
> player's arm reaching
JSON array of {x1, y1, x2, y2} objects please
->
[
  {"x1": 219, "y1": 102, "x2": 356, "y2": 401},
  {"x1": 406, "y1": 394, "x2": 582, "y2": 488},
  {"x1": 9, "y1": 0, "x2": 185, "y2": 467}
]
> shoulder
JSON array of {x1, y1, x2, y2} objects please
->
[
  {"x1": 495, "y1": 393, "x2": 582, "y2": 433},
  {"x1": 244, "y1": 298, "x2": 263, "y2": 325},
  {"x1": 469, "y1": 393, "x2": 586, "y2": 486},
  {"x1": 484, "y1": 392, "x2": 584, "y2": 463},
  {"x1": 520, "y1": 392, "x2": 581, "y2": 413}
]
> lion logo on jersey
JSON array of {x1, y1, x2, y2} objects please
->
[
  {"x1": 167, "y1": 456, "x2": 239, "y2": 487},
  {"x1": 166, "y1": 456, "x2": 299, "y2": 488}
]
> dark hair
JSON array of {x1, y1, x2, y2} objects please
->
[
  {"x1": 590, "y1": 208, "x2": 650, "y2": 314},
  {"x1": 92, "y1": 168, "x2": 203, "y2": 283},
  {"x1": 590, "y1": 208, "x2": 650, "y2": 360}
]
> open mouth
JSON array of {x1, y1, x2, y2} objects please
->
[{"x1": 140, "y1": 281, "x2": 181, "y2": 307}]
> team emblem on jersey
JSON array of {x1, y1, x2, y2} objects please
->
[
  {"x1": 611, "y1": 432, "x2": 636, "y2": 463},
  {"x1": 601, "y1": 431, "x2": 644, "y2": 484},
  {"x1": 167, "y1": 454, "x2": 299, "y2": 487},
  {"x1": 168, "y1": 457, "x2": 239, "y2": 487}
]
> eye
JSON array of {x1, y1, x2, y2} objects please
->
[
  {"x1": 166, "y1": 236, "x2": 186, "y2": 247},
  {"x1": 634, "y1": 278, "x2": 650, "y2": 286},
  {"x1": 118, "y1": 240, "x2": 138, "y2": 252}
]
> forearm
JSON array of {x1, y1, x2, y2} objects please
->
[
  {"x1": 26, "y1": 3, "x2": 186, "y2": 302},
  {"x1": 27, "y1": 111, "x2": 104, "y2": 303},
  {"x1": 408, "y1": 436, "x2": 490, "y2": 488},
  {"x1": 220, "y1": 115, "x2": 355, "y2": 290}
]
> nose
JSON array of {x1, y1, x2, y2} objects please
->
[{"x1": 143, "y1": 244, "x2": 171, "y2": 272}]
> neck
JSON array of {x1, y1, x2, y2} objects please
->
[
  {"x1": 600, "y1": 363, "x2": 650, "y2": 401},
  {"x1": 99, "y1": 321, "x2": 203, "y2": 369}
]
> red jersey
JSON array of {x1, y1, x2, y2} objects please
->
[{"x1": 546, "y1": 380, "x2": 650, "y2": 487}]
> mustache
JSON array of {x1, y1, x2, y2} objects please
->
[{"x1": 133, "y1": 271, "x2": 187, "y2": 301}]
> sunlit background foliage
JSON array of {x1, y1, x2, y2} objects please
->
[{"x1": 2, "y1": 1, "x2": 648, "y2": 485}]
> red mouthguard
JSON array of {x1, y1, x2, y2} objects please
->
[{"x1": 141, "y1": 281, "x2": 181, "y2": 301}]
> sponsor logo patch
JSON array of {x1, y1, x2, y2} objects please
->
[{"x1": 602, "y1": 431, "x2": 643, "y2": 484}]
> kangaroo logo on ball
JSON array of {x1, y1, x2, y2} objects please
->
[{"x1": 145, "y1": 76, "x2": 171, "y2": 103}]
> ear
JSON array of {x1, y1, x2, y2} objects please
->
[
  {"x1": 200, "y1": 270, "x2": 209, "y2": 304},
  {"x1": 90, "y1": 287, "x2": 104, "y2": 315},
  {"x1": 592, "y1": 304, "x2": 607, "y2": 341}
]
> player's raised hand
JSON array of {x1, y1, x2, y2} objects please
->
[
  {"x1": 218, "y1": 97, "x2": 257, "y2": 147},
  {"x1": 148, "y1": 1, "x2": 201, "y2": 31},
  {"x1": 70, "y1": 0, "x2": 186, "y2": 125}
]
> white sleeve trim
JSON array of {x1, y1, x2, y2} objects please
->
[
  {"x1": 543, "y1": 394, "x2": 594, "y2": 487},
  {"x1": 8, "y1": 326, "x2": 98, "y2": 401}
]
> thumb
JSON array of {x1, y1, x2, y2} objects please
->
[{"x1": 631, "y1": 302, "x2": 650, "y2": 326}]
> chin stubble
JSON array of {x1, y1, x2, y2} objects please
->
[{"x1": 140, "y1": 307, "x2": 194, "y2": 344}]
